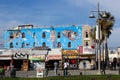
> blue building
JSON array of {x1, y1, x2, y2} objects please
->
[
  {"x1": 3, "y1": 24, "x2": 96, "y2": 70},
  {"x1": 4, "y1": 25, "x2": 82, "y2": 50}
]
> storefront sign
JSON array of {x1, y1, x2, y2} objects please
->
[
  {"x1": 69, "y1": 64, "x2": 78, "y2": 68},
  {"x1": 29, "y1": 55, "x2": 45, "y2": 60},
  {"x1": 63, "y1": 50, "x2": 79, "y2": 59},
  {"x1": 14, "y1": 52, "x2": 28, "y2": 59},
  {"x1": 63, "y1": 50, "x2": 78, "y2": 55},
  {"x1": 68, "y1": 56, "x2": 77, "y2": 59},
  {"x1": 36, "y1": 62, "x2": 45, "y2": 78},
  {"x1": 47, "y1": 55, "x2": 62, "y2": 60},
  {"x1": 83, "y1": 46, "x2": 95, "y2": 54}
]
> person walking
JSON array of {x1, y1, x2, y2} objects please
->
[
  {"x1": 54, "y1": 61, "x2": 58, "y2": 76},
  {"x1": 63, "y1": 60, "x2": 69, "y2": 76}
]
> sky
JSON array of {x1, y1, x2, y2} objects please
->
[{"x1": 0, "y1": 0, "x2": 120, "y2": 49}]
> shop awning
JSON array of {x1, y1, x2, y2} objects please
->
[{"x1": 0, "y1": 50, "x2": 13, "y2": 60}]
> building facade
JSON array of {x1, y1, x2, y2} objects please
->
[
  {"x1": 3, "y1": 24, "x2": 95, "y2": 70},
  {"x1": 4, "y1": 25, "x2": 82, "y2": 49}
]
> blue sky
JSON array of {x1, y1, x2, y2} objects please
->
[{"x1": 0, "y1": 0, "x2": 120, "y2": 48}]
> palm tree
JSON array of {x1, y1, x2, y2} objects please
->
[
  {"x1": 99, "y1": 12, "x2": 115, "y2": 66},
  {"x1": 90, "y1": 12, "x2": 115, "y2": 67}
]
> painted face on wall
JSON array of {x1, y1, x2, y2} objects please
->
[{"x1": 63, "y1": 30, "x2": 78, "y2": 41}]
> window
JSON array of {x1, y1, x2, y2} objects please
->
[
  {"x1": 42, "y1": 42, "x2": 46, "y2": 47},
  {"x1": 68, "y1": 42, "x2": 71, "y2": 48},
  {"x1": 16, "y1": 42, "x2": 18, "y2": 45},
  {"x1": 22, "y1": 42, "x2": 25, "y2": 48},
  {"x1": 57, "y1": 42, "x2": 61, "y2": 48},
  {"x1": 42, "y1": 32, "x2": 46, "y2": 38},
  {"x1": 85, "y1": 41, "x2": 88, "y2": 46},
  {"x1": 33, "y1": 32, "x2": 36, "y2": 38},
  {"x1": 22, "y1": 32, "x2": 25, "y2": 38},
  {"x1": 10, "y1": 42, "x2": 13, "y2": 48},
  {"x1": 57, "y1": 32, "x2": 61, "y2": 38},
  {"x1": 10, "y1": 32, "x2": 14, "y2": 39},
  {"x1": 86, "y1": 32, "x2": 88, "y2": 38}
]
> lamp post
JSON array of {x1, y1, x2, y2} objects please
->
[{"x1": 89, "y1": 2, "x2": 107, "y2": 74}]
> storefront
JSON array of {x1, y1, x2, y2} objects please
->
[
  {"x1": 29, "y1": 50, "x2": 48, "y2": 70},
  {"x1": 78, "y1": 46, "x2": 96, "y2": 69},
  {"x1": 46, "y1": 48, "x2": 62, "y2": 69},
  {"x1": 0, "y1": 49, "x2": 30, "y2": 71},
  {"x1": 62, "y1": 50, "x2": 79, "y2": 69},
  {"x1": 13, "y1": 49, "x2": 30, "y2": 71}
]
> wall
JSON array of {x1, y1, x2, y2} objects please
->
[{"x1": 4, "y1": 25, "x2": 82, "y2": 50}]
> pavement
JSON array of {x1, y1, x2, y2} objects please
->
[{"x1": 15, "y1": 69, "x2": 120, "y2": 78}]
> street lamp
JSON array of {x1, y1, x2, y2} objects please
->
[{"x1": 89, "y1": 2, "x2": 107, "y2": 74}]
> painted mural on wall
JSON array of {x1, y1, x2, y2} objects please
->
[
  {"x1": 4, "y1": 25, "x2": 82, "y2": 49},
  {"x1": 63, "y1": 30, "x2": 79, "y2": 41},
  {"x1": 50, "y1": 28, "x2": 56, "y2": 48}
]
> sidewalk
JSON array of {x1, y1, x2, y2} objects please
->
[{"x1": 15, "y1": 69, "x2": 119, "y2": 78}]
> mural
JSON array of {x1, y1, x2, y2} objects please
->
[
  {"x1": 62, "y1": 30, "x2": 78, "y2": 41},
  {"x1": 4, "y1": 25, "x2": 82, "y2": 49},
  {"x1": 50, "y1": 29, "x2": 56, "y2": 48}
]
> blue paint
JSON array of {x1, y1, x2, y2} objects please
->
[{"x1": 4, "y1": 25, "x2": 82, "y2": 49}]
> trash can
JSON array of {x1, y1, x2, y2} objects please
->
[{"x1": 10, "y1": 68, "x2": 16, "y2": 78}]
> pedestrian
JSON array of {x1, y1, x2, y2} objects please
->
[
  {"x1": 101, "y1": 61, "x2": 105, "y2": 75},
  {"x1": 63, "y1": 60, "x2": 69, "y2": 76},
  {"x1": 54, "y1": 61, "x2": 58, "y2": 76}
]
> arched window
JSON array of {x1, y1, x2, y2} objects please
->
[
  {"x1": 57, "y1": 42, "x2": 61, "y2": 48},
  {"x1": 86, "y1": 32, "x2": 88, "y2": 38},
  {"x1": 22, "y1": 32, "x2": 25, "y2": 38},
  {"x1": 58, "y1": 32, "x2": 61, "y2": 38},
  {"x1": 10, "y1": 42, "x2": 13, "y2": 48},
  {"x1": 22, "y1": 42, "x2": 25, "y2": 48},
  {"x1": 68, "y1": 42, "x2": 71, "y2": 48},
  {"x1": 10, "y1": 32, "x2": 14, "y2": 39},
  {"x1": 42, "y1": 32, "x2": 46, "y2": 38},
  {"x1": 42, "y1": 42, "x2": 46, "y2": 47}
]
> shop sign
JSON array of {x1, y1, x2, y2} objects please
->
[
  {"x1": 63, "y1": 55, "x2": 77, "y2": 59},
  {"x1": 14, "y1": 52, "x2": 28, "y2": 59},
  {"x1": 47, "y1": 55, "x2": 62, "y2": 60},
  {"x1": 36, "y1": 62, "x2": 45, "y2": 78},
  {"x1": 29, "y1": 55, "x2": 45, "y2": 60},
  {"x1": 69, "y1": 64, "x2": 78, "y2": 68},
  {"x1": 83, "y1": 46, "x2": 95, "y2": 54},
  {"x1": 63, "y1": 50, "x2": 78, "y2": 55}
]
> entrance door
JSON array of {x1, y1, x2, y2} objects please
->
[{"x1": 23, "y1": 60, "x2": 29, "y2": 71}]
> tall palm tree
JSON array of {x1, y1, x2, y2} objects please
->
[
  {"x1": 90, "y1": 12, "x2": 115, "y2": 67},
  {"x1": 99, "y1": 12, "x2": 115, "y2": 66}
]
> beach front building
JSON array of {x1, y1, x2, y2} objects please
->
[{"x1": 2, "y1": 24, "x2": 95, "y2": 70}]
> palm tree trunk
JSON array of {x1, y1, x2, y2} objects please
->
[
  {"x1": 102, "y1": 43, "x2": 104, "y2": 62},
  {"x1": 105, "y1": 35, "x2": 109, "y2": 67}
]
